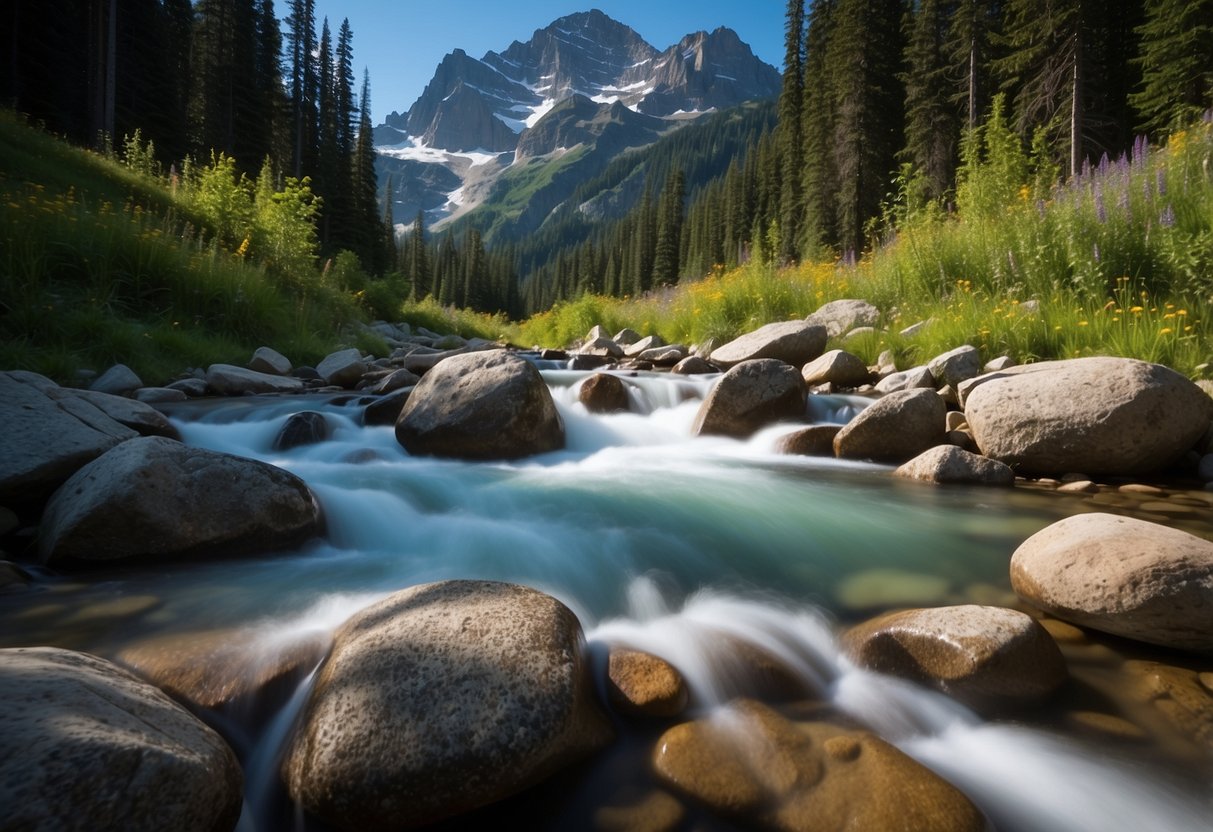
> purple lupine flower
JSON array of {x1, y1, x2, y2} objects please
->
[
  {"x1": 1082, "y1": 158, "x2": 1093, "y2": 179},
  {"x1": 1160, "y1": 204, "x2": 1176, "y2": 227},
  {"x1": 1117, "y1": 187, "x2": 1129, "y2": 213},
  {"x1": 1132, "y1": 135, "x2": 1149, "y2": 169},
  {"x1": 1157, "y1": 169, "x2": 1167, "y2": 197},
  {"x1": 1116, "y1": 153, "x2": 1129, "y2": 175},
  {"x1": 1097, "y1": 152, "x2": 1111, "y2": 177},
  {"x1": 1094, "y1": 183, "x2": 1106, "y2": 223}
]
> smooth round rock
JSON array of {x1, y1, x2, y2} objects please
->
[
  {"x1": 801, "y1": 349, "x2": 870, "y2": 388},
  {"x1": 273, "y1": 411, "x2": 332, "y2": 450},
  {"x1": 692, "y1": 359, "x2": 806, "y2": 438},
  {"x1": 774, "y1": 425, "x2": 842, "y2": 457},
  {"x1": 806, "y1": 299, "x2": 880, "y2": 338},
  {"x1": 1011, "y1": 513, "x2": 1213, "y2": 653},
  {"x1": 894, "y1": 445, "x2": 1015, "y2": 485},
  {"x1": 833, "y1": 388, "x2": 946, "y2": 462},
  {"x1": 709, "y1": 321, "x2": 827, "y2": 369},
  {"x1": 206, "y1": 363, "x2": 305, "y2": 395},
  {"x1": 606, "y1": 647, "x2": 688, "y2": 718},
  {"x1": 580, "y1": 373, "x2": 632, "y2": 414},
  {"x1": 0, "y1": 646, "x2": 242, "y2": 832}
]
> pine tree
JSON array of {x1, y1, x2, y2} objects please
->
[
  {"x1": 801, "y1": 0, "x2": 837, "y2": 254},
  {"x1": 652, "y1": 170, "x2": 686, "y2": 286},
  {"x1": 946, "y1": 0, "x2": 1002, "y2": 131},
  {"x1": 1130, "y1": 0, "x2": 1213, "y2": 135},
  {"x1": 901, "y1": 0, "x2": 960, "y2": 202},
  {"x1": 285, "y1": 0, "x2": 317, "y2": 179},
  {"x1": 352, "y1": 70, "x2": 383, "y2": 272},
  {"x1": 779, "y1": 0, "x2": 806, "y2": 263}
]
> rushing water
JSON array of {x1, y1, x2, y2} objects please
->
[{"x1": 3, "y1": 368, "x2": 1210, "y2": 831}]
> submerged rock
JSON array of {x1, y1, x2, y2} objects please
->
[
  {"x1": 963, "y1": 357, "x2": 1213, "y2": 475},
  {"x1": 652, "y1": 700, "x2": 985, "y2": 832},
  {"x1": 39, "y1": 436, "x2": 322, "y2": 563},
  {"x1": 284, "y1": 580, "x2": 613, "y2": 831},
  {"x1": 692, "y1": 359, "x2": 805, "y2": 438},
  {"x1": 709, "y1": 321, "x2": 827, "y2": 369},
  {"x1": 844, "y1": 605, "x2": 1067, "y2": 711},
  {"x1": 395, "y1": 350, "x2": 564, "y2": 460},
  {"x1": 0, "y1": 646, "x2": 242, "y2": 832},
  {"x1": 1011, "y1": 513, "x2": 1213, "y2": 654},
  {"x1": 273, "y1": 411, "x2": 332, "y2": 450}
]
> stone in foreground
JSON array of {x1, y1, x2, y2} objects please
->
[
  {"x1": 0, "y1": 647, "x2": 242, "y2": 832},
  {"x1": 844, "y1": 605, "x2": 1067, "y2": 711},
  {"x1": 692, "y1": 359, "x2": 805, "y2": 438},
  {"x1": 708, "y1": 320, "x2": 827, "y2": 369},
  {"x1": 833, "y1": 388, "x2": 946, "y2": 462},
  {"x1": 38, "y1": 436, "x2": 321, "y2": 563},
  {"x1": 963, "y1": 357, "x2": 1213, "y2": 475},
  {"x1": 652, "y1": 700, "x2": 984, "y2": 832},
  {"x1": 895, "y1": 445, "x2": 1015, "y2": 485},
  {"x1": 1011, "y1": 513, "x2": 1213, "y2": 654},
  {"x1": 284, "y1": 580, "x2": 613, "y2": 831},
  {"x1": 396, "y1": 350, "x2": 564, "y2": 460}
]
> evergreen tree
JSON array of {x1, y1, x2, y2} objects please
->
[
  {"x1": 946, "y1": 0, "x2": 1002, "y2": 131},
  {"x1": 901, "y1": 0, "x2": 960, "y2": 202},
  {"x1": 254, "y1": 0, "x2": 290, "y2": 173},
  {"x1": 189, "y1": 0, "x2": 261, "y2": 168},
  {"x1": 285, "y1": 0, "x2": 317, "y2": 179},
  {"x1": 801, "y1": 0, "x2": 837, "y2": 254},
  {"x1": 779, "y1": 0, "x2": 806, "y2": 262},
  {"x1": 352, "y1": 70, "x2": 383, "y2": 272},
  {"x1": 652, "y1": 170, "x2": 686, "y2": 286},
  {"x1": 1130, "y1": 0, "x2": 1213, "y2": 135}
]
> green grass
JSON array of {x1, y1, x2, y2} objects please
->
[{"x1": 518, "y1": 119, "x2": 1213, "y2": 378}]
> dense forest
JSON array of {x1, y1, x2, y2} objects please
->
[
  {"x1": 2, "y1": 0, "x2": 388, "y2": 272},
  {"x1": 3, "y1": 1, "x2": 1212, "y2": 323}
]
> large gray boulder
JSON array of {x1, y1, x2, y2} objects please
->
[
  {"x1": 844, "y1": 605, "x2": 1067, "y2": 711},
  {"x1": 0, "y1": 371, "x2": 137, "y2": 502},
  {"x1": 709, "y1": 321, "x2": 827, "y2": 369},
  {"x1": 57, "y1": 388, "x2": 180, "y2": 439},
  {"x1": 249, "y1": 346, "x2": 292, "y2": 375},
  {"x1": 284, "y1": 581, "x2": 613, "y2": 831},
  {"x1": 801, "y1": 349, "x2": 870, "y2": 388},
  {"x1": 90, "y1": 363, "x2": 143, "y2": 397},
  {"x1": 806, "y1": 299, "x2": 881, "y2": 338},
  {"x1": 894, "y1": 445, "x2": 1015, "y2": 485},
  {"x1": 927, "y1": 345, "x2": 983, "y2": 389},
  {"x1": 39, "y1": 436, "x2": 321, "y2": 563},
  {"x1": 0, "y1": 646, "x2": 242, "y2": 832},
  {"x1": 206, "y1": 363, "x2": 305, "y2": 395},
  {"x1": 395, "y1": 350, "x2": 564, "y2": 460},
  {"x1": 316, "y1": 348, "x2": 368, "y2": 387},
  {"x1": 1011, "y1": 513, "x2": 1213, "y2": 653},
  {"x1": 833, "y1": 388, "x2": 946, "y2": 462},
  {"x1": 963, "y1": 357, "x2": 1213, "y2": 475},
  {"x1": 692, "y1": 359, "x2": 806, "y2": 438}
]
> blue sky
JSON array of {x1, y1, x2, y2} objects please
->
[{"x1": 308, "y1": 1, "x2": 786, "y2": 123}]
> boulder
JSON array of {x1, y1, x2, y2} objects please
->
[
  {"x1": 672, "y1": 356, "x2": 715, "y2": 375},
  {"x1": 370, "y1": 367, "x2": 420, "y2": 394},
  {"x1": 843, "y1": 605, "x2": 1067, "y2": 711},
  {"x1": 625, "y1": 335, "x2": 666, "y2": 358},
  {"x1": 833, "y1": 388, "x2": 946, "y2": 462},
  {"x1": 894, "y1": 445, "x2": 1015, "y2": 485},
  {"x1": 55, "y1": 388, "x2": 180, "y2": 439},
  {"x1": 133, "y1": 387, "x2": 187, "y2": 404},
  {"x1": 118, "y1": 628, "x2": 329, "y2": 712},
  {"x1": 395, "y1": 350, "x2": 564, "y2": 460},
  {"x1": 637, "y1": 345, "x2": 687, "y2": 365},
  {"x1": 316, "y1": 348, "x2": 368, "y2": 388},
  {"x1": 273, "y1": 411, "x2": 332, "y2": 450},
  {"x1": 0, "y1": 646, "x2": 242, "y2": 832},
  {"x1": 962, "y1": 357, "x2": 1213, "y2": 475},
  {"x1": 709, "y1": 321, "x2": 827, "y2": 369},
  {"x1": 927, "y1": 345, "x2": 983, "y2": 389},
  {"x1": 652, "y1": 700, "x2": 984, "y2": 832},
  {"x1": 874, "y1": 365, "x2": 935, "y2": 394},
  {"x1": 801, "y1": 349, "x2": 870, "y2": 388},
  {"x1": 90, "y1": 363, "x2": 143, "y2": 397},
  {"x1": 984, "y1": 355, "x2": 1016, "y2": 372},
  {"x1": 165, "y1": 378, "x2": 209, "y2": 397},
  {"x1": 774, "y1": 425, "x2": 841, "y2": 457},
  {"x1": 606, "y1": 647, "x2": 689, "y2": 718},
  {"x1": 584, "y1": 324, "x2": 609, "y2": 343},
  {"x1": 39, "y1": 436, "x2": 322, "y2": 563},
  {"x1": 0, "y1": 370, "x2": 137, "y2": 503},
  {"x1": 249, "y1": 346, "x2": 292, "y2": 376},
  {"x1": 206, "y1": 363, "x2": 305, "y2": 395},
  {"x1": 1010, "y1": 513, "x2": 1213, "y2": 653},
  {"x1": 806, "y1": 299, "x2": 881, "y2": 338},
  {"x1": 579, "y1": 373, "x2": 631, "y2": 414},
  {"x1": 363, "y1": 388, "x2": 411, "y2": 426},
  {"x1": 284, "y1": 581, "x2": 613, "y2": 831},
  {"x1": 580, "y1": 337, "x2": 625, "y2": 358},
  {"x1": 612, "y1": 328, "x2": 642, "y2": 346},
  {"x1": 692, "y1": 359, "x2": 805, "y2": 439}
]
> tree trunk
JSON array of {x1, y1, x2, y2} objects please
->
[{"x1": 1070, "y1": 30, "x2": 1082, "y2": 178}]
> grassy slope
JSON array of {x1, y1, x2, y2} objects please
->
[{"x1": 519, "y1": 121, "x2": 1213, "y2": 378}]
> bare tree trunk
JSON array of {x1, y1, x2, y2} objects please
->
[
  {"x1": 1070, "y1": 30, "x2": 1082, "y2": 178},
  {"x1": 968, "y1": 39, "x2": 977, "y2": 131}
]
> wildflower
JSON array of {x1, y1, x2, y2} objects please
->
[
  {"x1": 1093, "y1": 183, "x2": 1106, "y2": 223},
  {"x1": 1160, "y1": 327, "x2": 1173, "y2": 335},
  {"x1": 1159, "y1": 204, "x2": 1176, "y2": 227},
  {"x1": 1078, "y1": 321, "x2": 1089, "y2": 327},
  {"x1": 1156, "y1": 169, "x2": 1167, "y2": 197},
  {"x1": 1130, "y1": 306, "x2": 1144, "y2": 313}
]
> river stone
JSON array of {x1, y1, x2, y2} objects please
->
[
  {"x1": 806, "y1": 299, "x2": 881, "y2": 338},
  {"x1": 672, "y1": 355, "x2": 715, "y2": 375},
  {"x1": 833, "y1": 388, "x2": 946, "y2": 463},
  {"x1": 363, "y1": 388, "x2": 411, "y2": 426},
  {"x1": 585, "y1": 324, "x2": 609, "y2": 343},
  {"x1": 874, "y1": 365, "x2": 935, "y2": 394},
  {"x1": 55, "y1": 387, "x2": 180, "y2": 439},
  {"x1": 166, "y1": 377, "x2": 210, "y2": 397},
  {"x1": 90, "y1": 363, "x2": 143, "y2": 397},
  {"x1": 844, "y1": 606, "x2": 1067, "y2": 711},
  {"x1": 801, "y1": 349, "x2": 870, "y2": 388},
  {"x1": 580, "y1": 337, "x2": 625, "y2": 358},
  {"x1": 284, "y1": 580, "x2": 614, "y2": 831},
  {"x1": 692, "y1": 359, "x2": 806, "y2": 439},
  {"x1": 1124, "y1": 660, "x2": 1213, "y2": 750},
  {"x1": 638, "y1": 345, "x2": 687, "y2": 365},
  {"x1": 984, "y1": 355, "x2": 1016, "y2": 372},
  {"x1": 580, "y1": 373, "x2": 631, "y2": 413},
  {"x1": 612, "y1": 328, "x2": 642, "y2": 346},
  {"x1": 775, "y1": 425, "x2": 842, "y2": 457},
  {"x1": 652, "y1": 700, "x2": 984, "y2": 832},
  {"x1": 963, "y1": 357, "x2": 1213, "y2": 475},
  {"x1": 273, "y1": 411, "x2": 332, "y2": 450},
  {"x1": 594, "y1": 790, "x2": 685, "y2": 832},
  {"x1": 0, "y1": 370, "x2": 138, "y2": 503},
  {"x1": 895, "y1": 445, "x2": 1015, "y2": 485},
  {"x1": 624, "y1": 334, "x2": 665, "y2": 357},
  {"x1": 1010, "y1": 513, "x2": 1213, "y2": 653},
  {"x1": 396, "y1": 350, "x2": 564, "y2": 460},
  {"x1": 927, "y1": 345, "x2": 983, "y2": 389},
  {"x1": 370, "y1": 367, "x2": 420, "y2": 394},
  {"x1": 316, "y1": 348, "x2": 368, "y2": 387},
  {"x1": 118, "y1": 628, "x2": 329, "y2": 712},
  {"x1": 134, "y1": 387, "x2": 188, "y2": 404},
  {"x1": 249, "y1": 346, "x2": 292, "y2": 375},
  {"x1": 38, "y1": 435, "x2": 321, "y2": 563},
  {"x1": 709, "y1": 321, "x2": 827, "y2": 370},
  {"x1": 606, "y1": 647, "x2": 689, "y2": 718},
  {"x1": 0, "y1": 646, "x2": 242, "y2": 832},
  {"x1": 206, "y1": 363, "x2": 305, "y2": 395}
]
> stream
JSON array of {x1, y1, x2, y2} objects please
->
[{"x1": 2, "y1": 368, "x2": 1210, "y2": 830}]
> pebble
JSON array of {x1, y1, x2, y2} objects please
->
[
  {"x1": 1118, "y1": 483, "x2": 1165, "y2": 495},
  {"x1": 1057, "y1": 480, "x2": 1099, "y2": 493}
]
